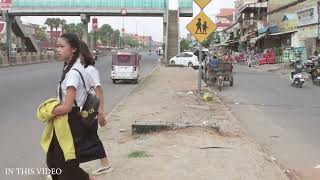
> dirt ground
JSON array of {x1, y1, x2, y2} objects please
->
[{"x1": 81, "y1": 65, "x2": 289, "y2": 180}]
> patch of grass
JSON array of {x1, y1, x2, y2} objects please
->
[{"x1": 128, "y1": 151, "x2": 151, "y2": 158}]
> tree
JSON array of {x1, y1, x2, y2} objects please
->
[
  {"x1": 180, "y1": 38, "x2": 191, "y2": 52},
  {"x1": 53, "y1": 18, "x2": 61, "y2": 31},
  {"x1": 114, "y1": 30, "x2": 120, "y2": 47},
  {"x1": 122, "y1": 35, "x2": 139, "y2": 48},
  {"x1": 44, "y1": 18, "x2": 55, "y2": 47},
  {"x1": 98, "y1": 24, "x2": 113, "y2": 46},
  {"x1": 35, "y1": 26, "x2": 47, "y2": 41},
  {"x1": 60, "y1": 19, "x2": 66, "y2": 34},
  {"x1": 64, "y1": 23, "x2": 83, "y2": 39},
  {"x1": 202, "y1": 32, "x2": 215, "y2": 48}
]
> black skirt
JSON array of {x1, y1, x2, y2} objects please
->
[{"x1": 46, "y1": 132, "x2": 89, "y2": 180}]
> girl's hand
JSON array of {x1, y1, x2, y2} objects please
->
[{"x1": 98, "y1": 112, "x2": 107, "y2": 127}]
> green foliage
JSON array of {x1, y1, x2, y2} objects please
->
[
  {"x1": 98, "y1": 24, "x2": 113, "y2": 45},
  {"x1": 180, "y1": 38, "x2": 191, "y2": 52},
  {"x1": 64, "y1": 23, "x2": 83, "y2": 39},
  {"x1": 60, "y1": 19, "x2": 66, "y2": 34},
  {"x1": 128, "y1": 151, "x2": 151, "y2": 158},
  {"x1": 122, "y1": 35, "x2": 139, "y2": 47},
  {"x1": 44, "y1": 18, "x2": 55, "y2": 31},
  {"x1": 202, "y1": 32, "x2": 215, "y2": 48},
  {"x1": 114, "y1": 30, "x2": 120, "y2": 47},
  {"x1": 35, "y1": 26, "x2": 47, "y2": 41},
  {"x1": 53, "y1": 18, "x2": 60, "y2": 31},
  {"x1": 44, "y1": 18, "x2": 140, "y2": 47}
]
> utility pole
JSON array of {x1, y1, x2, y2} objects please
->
[
  {"x1": 121, "y1": 8, "x2": 127, "y2": 48},
  {"x1": 5, "y1": 10, "x2": 11, "y2": 65}
]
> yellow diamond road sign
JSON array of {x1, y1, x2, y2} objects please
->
[
  {"x1": 186, "y1": 12, "x2": 217, "y2": 43},
  {"x1": 194, "y1": 0, "x2": 212, "y2": 9}
]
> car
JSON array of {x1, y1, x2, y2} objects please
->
[{"x1": 170, "y1": 52, "x2": 199, "y2": 68}]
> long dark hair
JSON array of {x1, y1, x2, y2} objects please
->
[
  {"x1": 80, "y1": 40, "x2": 95, "y2": 68},
  {"x1": 59, "y1": 33, "x2": 80, "y2": 81}
]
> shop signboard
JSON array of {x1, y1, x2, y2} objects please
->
[
  {"x1": 298, "y1": 25, "x2": 318, "y2": 40},
  {"x1": 279, "y1": 20, "x2": 297, "y2": 32}
]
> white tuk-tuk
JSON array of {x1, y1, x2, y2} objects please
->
[{"x1": 111, "y1": 51, "x2": 141, "y2": 84}]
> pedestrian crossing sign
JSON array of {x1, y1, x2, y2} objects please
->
[
  {"x1": 194, "y1": 0, "x2": 212, "y2": 9},
  {"x1": 186, "y1": 11, "x2": 217, "y2": 43}
]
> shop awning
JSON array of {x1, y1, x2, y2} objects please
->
[
  {"x1": 269, "y1": 30, "x2": 297, "y2": 36},
  {"x1": 250, "y1": 33, "x2": 267, "y2": 44},
  {"x1": 240, "y1": 32, "x2": 256, "y2": 42}
]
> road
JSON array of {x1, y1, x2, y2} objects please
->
[
  {"x1": 0, "y1": 52, "x2": 159, "y2": 180},
  {"x1": 217, "y1": 65, "x2": 320, "y2": 180}
]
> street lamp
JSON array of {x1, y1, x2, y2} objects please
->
[{"x1": 120, "y1": 8, "x2": 127, "y2": 48}]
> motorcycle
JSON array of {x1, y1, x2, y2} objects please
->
[
  {"x1": 291, "y1": 72, "x2": 304, "y2": 88},
  {"x1": 310, "y1": 67, "x2": 320, "y2": 86},
  {"x1": 290, "y1": 60, "x2": 304, "y2": 88},
  {"x1": 304, "y1": 59, "x2": 315, "y2": 74},
  {"x1": 305, "y1": 55, "x2": 320, "y2": 86}
]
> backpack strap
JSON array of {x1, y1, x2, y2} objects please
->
[
  {"x1": 72, "y1": 68, "x2": 88, "y2": 92},
  {"x1": 58, "y1": 68, "x2": 86, "y2": 107}
]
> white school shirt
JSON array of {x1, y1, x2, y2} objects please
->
[
  {"x1": 84, "y1": 65, "x2": 101, "y2": 95},
  {"x1": 57, "y1": 58, "x2": 87, "y2": 109}
]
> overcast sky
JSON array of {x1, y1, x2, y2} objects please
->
[{"x1": 21, "y1": 0, "x2": 235, "y2": 42}]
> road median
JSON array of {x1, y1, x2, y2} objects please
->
[{"x1": 82, "y1": 66, "x2": 289, "y2": 180}]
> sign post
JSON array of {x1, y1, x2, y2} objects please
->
[{"x1": 186, "y1": 0, "x2": 216, "y2": 93}]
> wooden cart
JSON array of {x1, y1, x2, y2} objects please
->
[{"x1": 204, "y1": 61, "x2": 233, "y2": 91}]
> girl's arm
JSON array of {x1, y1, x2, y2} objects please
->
[
  {"x1": 52, "y1": 87, "x2": 76, "y2": 116},
  {"x1": 95, "y1": 86, "x2": 106, "y2": 127}
]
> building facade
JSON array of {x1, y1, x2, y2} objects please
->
[
  {"x1": 297, "y1": 5, "x2": 319, "y2": 56},
  {"x1": 235, "y1": 0, "x2": 268, "y2": 51}
]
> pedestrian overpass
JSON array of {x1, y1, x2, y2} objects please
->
[{"x1": 4, "y1": 0, "x2": 193, "y2": 62}]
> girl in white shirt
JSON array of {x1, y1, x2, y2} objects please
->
[
  {"x1": 79, "y1": 41, "x2": 113, "y2": 175},
  {"x1": 50, "y1": 33, "x2": 95, "y2": 180}
]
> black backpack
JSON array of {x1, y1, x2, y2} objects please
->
[{"x1": 72, "y1": 68, "x2": 100, "y2": 128}]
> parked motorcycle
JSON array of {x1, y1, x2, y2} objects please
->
[
  {"x1": 304, "y1": 59, "x2": 315, "y2": 73},
  {"x1": 305, "y1": 55, "x2": 320, "y2": 86},
  {"x1": 310, "y1": 67, "x2": 320, "y2": 86}
]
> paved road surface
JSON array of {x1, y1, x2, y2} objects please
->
[
  {"x1": 217, "y1": 65, "x2": 320, "y2": 180},
  {"x1": 0, "y1": 52, "x2": 159, "y2": 180}
]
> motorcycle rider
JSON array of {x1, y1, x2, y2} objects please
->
[{"x1": 291, "y1": 60, "x2": 303, "y2": 79}]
